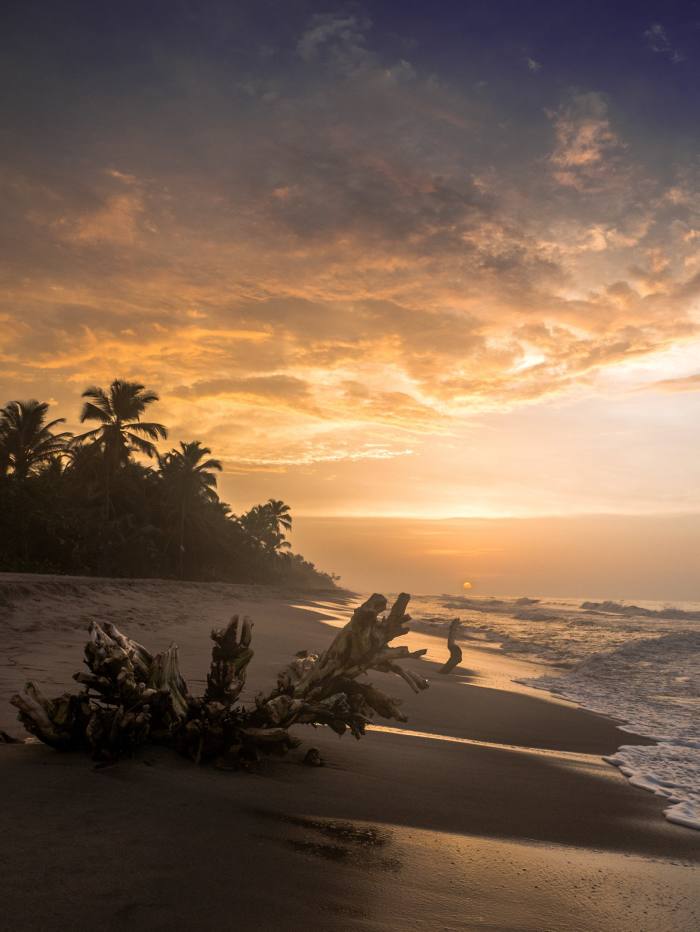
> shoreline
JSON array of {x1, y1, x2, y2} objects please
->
[
  {"x1": 1, "y1": 575, "x2": 698, "y2": 930},
  {"x1": 380, "y1": 601, "x2": 699, "y2": 832}
]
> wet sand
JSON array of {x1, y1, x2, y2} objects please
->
[{"x1": 0, "y1": 574, "x2": 697, "y2": 931}]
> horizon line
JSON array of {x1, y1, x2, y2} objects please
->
[{"x1": 289, "y1": 510, "x2": 700, "y2": 521}]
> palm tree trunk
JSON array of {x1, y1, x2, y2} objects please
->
[
  {"x1": 18, "y1": 478, "x2": 30, "y2": 564},
  {"x1": 179, "y1": 501, "x2": 186, "y2": 579},
  {"x1": 103, "y1": 460, "x2": 111, "y2": 522}
]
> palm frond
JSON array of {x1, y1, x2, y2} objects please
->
[
  {"x1": 136, "y1": 389, "x2": 159, "y2": 406},
  {"x1": 80, "y1": 401, "x2": 112, "y2": 424},
  {"x1": 42, "y1": 417, "x2": 66, "y2": 432},
  {"x1": 73, "y1": 427, "x2": 105, "y2": 445},
  {"x1": 125, "y1": 432, "x2": 157, "y2": 458},
  {"x1": 126, "y1": 421, "x2": 168, "y2": 441},
  {"x1": 198, "y1": 458, "x2": 222, "y2": 473},
  {"x1": 110, "y1": 380, "x2": 160, "y2": 420},
  {"x1": 32, "y1": 433, "x2": 73, "y2": 456},
  {"x1": 196, "y1": 469, "x2": 219, "y2": 488},
  {"x1": 81, "y1": 386, "x2": 112, "y2": 415}
]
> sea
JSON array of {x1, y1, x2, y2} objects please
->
[{"x1": 403, "y1": 594, "x2": 700, "y2": 832}]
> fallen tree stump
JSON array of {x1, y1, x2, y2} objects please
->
[
  {"x1": 438, "y1": 618, "x2": 463, "y2": 674},
  {"x1": 11, "y1": 592, "x2": 429, "y2": 769}
]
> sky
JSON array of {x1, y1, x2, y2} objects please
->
[
  {"x1": 290, "y1": 514, "x2": 700, "y2": 600},
  {"x1": 1, "y1": 1, "x2": 699, "y2": 593}
]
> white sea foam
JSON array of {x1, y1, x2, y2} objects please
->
[
  {"x1": 408, "y1": 594, "x2": 700, "y2": 831},
  {"x1": 603, "y1": 743, "x2": 700, "y2": 830}
]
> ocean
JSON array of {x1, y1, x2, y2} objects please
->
[{"x1": 405, "y1": 594, "x2": 700, "y2": 831}]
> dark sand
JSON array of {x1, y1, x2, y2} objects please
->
[{"x1": 0, "y1": 575, "x2": 697, "y2": 931}]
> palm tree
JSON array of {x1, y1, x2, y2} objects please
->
[
  {"x1": 0, "y1": 417, "x2": 8, "y2": 478},
  {"x1": 265, "y1": 499, "x2": 292, "y2": 535},
  {"x1": 0, "y1": 400, "x2": 72, "y2": 480},
  {"x1": 75, "y1": 380, "x2": 167, "y2": 517},
  {"x1": 159, "y1": 441, "x2": 222, "y2": 577},
  {"x1": 77, "y1": 380, "x2": 167, "y2": 463},
  {"x1": 238, "y1": 499, "x2": 293, "y2": 553}
]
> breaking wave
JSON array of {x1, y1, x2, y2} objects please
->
[{"x1": 408, "y1": 594, "x2": 700, "y2": 831}]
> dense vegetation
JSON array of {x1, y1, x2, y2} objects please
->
[{"x1": 0, "y1": 381, "x2": 335, "y2": 588}]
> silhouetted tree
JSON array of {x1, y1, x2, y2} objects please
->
[
  {"x1": 76, "y1": 380, "x2": 167, "y2": 517},
  {"x1": 0, "y1": 386, "x2": 334, "y2": 589},
  {"x1": 239, "y1": 501, "x2": 292, "y2": 553},
  {"x1": 0, "y1": 400, "x2": 71, "y2": 479},
  {"x1": 266, "y1": 498, "x2": 292, "y2": 534},
  {"x1": 159, "y1": 441, "x2": 223, "y2": 578}
]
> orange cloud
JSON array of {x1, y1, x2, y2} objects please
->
[
  {"x1": 649, "y1": 372, "x2": 700, "y2": 392},
  {"x1": 1, "y1": 13, "x2": 699, "y2": 503}
]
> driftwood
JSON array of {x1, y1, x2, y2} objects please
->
[
  {"x1": 0, "y1": 730, "x2": 23, "y2": 744},
  {"x1": 11, "y1": 592, "x2": 429, "y2": 768},
  {"x1": 438, "y1": 618, "x2": 462, "y2": 674}
]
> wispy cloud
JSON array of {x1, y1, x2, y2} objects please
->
[
  {"x1": 297, "y1": 12, "x2": 372, "y2": 73},
  {"x1": 644, "y1": 23, "x2": 684, "y2": 63},
  {"x1": 548, "y1": 92, "x2": 626, "y2": 189},
  {"x1": 649, "y1": 372, "x2": 700, "y2": 393}
]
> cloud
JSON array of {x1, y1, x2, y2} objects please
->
[
  {"x1": 223, "y1": 442, "x2": 414, "y2": 471},
  {"x1": 644, "y1": 23, "x2": 684, "y2": 63},
  {"x1": 1, "y1": 10, "x2": 699, "y2": 477},
  {"x1": 58, "y1": 192, "x2": 145, "y2": 245},
  {"x1": 649, "y1": 372, "x2": 700, "y2": 393},
  {"x1": 548, "y1": 92, "x2": 626, "y2": 190},
  {"x1": 174, "y1": 375, "x2": 313, "y2": 402},
  {"x1": 296, "y1": 12, "x2": 372, "y2": 73}
]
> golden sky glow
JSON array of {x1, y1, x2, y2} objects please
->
[
  {"x1": 2, "y1": 5, "x2": 700, "y2": 536},
  {"x1": 290, "y1": 515, "x2": 700, "y2": 599}
]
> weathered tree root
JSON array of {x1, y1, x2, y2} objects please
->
[
  {"x1": 11, "y1": 592, "x2": 428, "y2": 769},
  {"x1": 438, "y1": 618, "x2": 463, "y2": 674}
]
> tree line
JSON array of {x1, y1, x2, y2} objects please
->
[{"x1": 0, "y1": 380, "x2": 335, "y2": 588}]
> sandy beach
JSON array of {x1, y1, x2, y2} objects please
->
[{"x1": 0, "y1": 574, "x2": 698, "y2": 931}]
